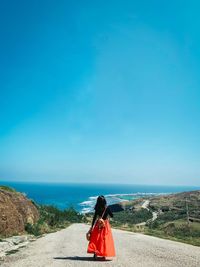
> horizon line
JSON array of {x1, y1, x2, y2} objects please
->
[{"x1": 0, "y1": 180, "x2": 200, "y2": 188}]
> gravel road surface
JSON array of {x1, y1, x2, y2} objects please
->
[{"x1": 2, "y1": 223, "x2": 200, "y2": 267}]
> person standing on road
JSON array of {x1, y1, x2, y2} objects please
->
[{"x1": 87, "y1": 195, "x2": 116, "y2": 260}]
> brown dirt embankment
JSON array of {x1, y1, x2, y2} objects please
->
[{"x1": 0, "y1": 186, "x2": 39, "y2": 237}]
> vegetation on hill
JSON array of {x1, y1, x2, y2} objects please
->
[
  {"x1": 109, "y1": 190, "x2": 200, "y2": 246},
  {"x1": 0, "y1": 186, "x2": 16, "y2": 193},
  {"x1": 145, "y1": 191, "x2": 200, "y2": 246},
  {"x1": 111, "y1": 209, "x2": 152, "y2": 227},
  {"x1": 25, "y1": 205, "x2": 86, "y2": 236}
]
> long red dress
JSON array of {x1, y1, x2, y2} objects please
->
[{"x1": 87, "y1": 218, "x2": 115, "y2": 257}]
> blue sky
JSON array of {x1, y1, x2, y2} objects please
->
[{"x1": 0, "y1": 0, "x2": 200, "y2": 185}]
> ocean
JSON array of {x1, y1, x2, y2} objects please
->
[{"x1": 0, "y1": 181, "x2": 199, "y2": 213}]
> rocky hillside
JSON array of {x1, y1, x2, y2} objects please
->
[
  {"x1": 149, "y1": 190, "x2": 200, "y2": 218},
  {"x1": 0, "y1": 186, "x2": 39, "y2": 237}
]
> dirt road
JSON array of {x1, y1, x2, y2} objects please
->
[{"x1": 2, "y1": 224, "x2": 200, "y2": 267}]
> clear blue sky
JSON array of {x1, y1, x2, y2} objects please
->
[{"x1": 0, "y1": 0, "x2": 200, "y2": 185}]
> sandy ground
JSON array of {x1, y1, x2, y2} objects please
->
[{"x1": 2, "y1": 223, "x2": 200, "y2": 267}]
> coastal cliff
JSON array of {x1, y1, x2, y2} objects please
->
[{"x1": 0, "y1": 186, "x2": 39, "y2": 237}]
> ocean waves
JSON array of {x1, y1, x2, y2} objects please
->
[{"x1": 79, "y1": 192, "x2": 167, "y2": 213}]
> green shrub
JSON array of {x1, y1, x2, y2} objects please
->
[
  {"x1": 111, "y1": 209, "x2": 152, "y2": 226},
  {"x1": 0, "y1": 186, "x2": 16, "y2": 192},
  {"x1": 150, "y1": 211, "x2": 186, "y2": 229},
  {"x1": 165, "y1": 223, "x2": 200, "y2": 238},
  {"x1": 25, "y1": 223, "x2": 41, "y2": 236},
  {"x1": 25, "y1": 205, "x2": 84, "y2": 236},
  {"x1": 38, "y1": 205, "x2": 83, "y2": 226}
]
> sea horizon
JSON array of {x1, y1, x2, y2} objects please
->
[{"x1": 1, "y1": 179, "x2": 200, "y2": 187}]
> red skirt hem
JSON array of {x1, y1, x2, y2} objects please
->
[{"x1": 87, "y1": 219, "x2": 115, "y2": 257}]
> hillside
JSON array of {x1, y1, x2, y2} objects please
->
[
  {"x1": 0, "y1": 186, "x2": 39, "y2": 237},
  {"x1": 110, "y1": 190, "x2": 200, "y2": 246},
  {"x1": 149, "y1": 190, "x2": 200, "y2": 218}
]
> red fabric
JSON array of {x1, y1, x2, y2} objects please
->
[{"x1": 87, "y1": 219, "x2": 115, "y2": 257}]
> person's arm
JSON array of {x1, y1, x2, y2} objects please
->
[
  {"x1": 88, "y1": 210, "x2": 97, "y2": 233},
  {"x1": 92, "y1": 210, "x2": 97, "y2": 227}
]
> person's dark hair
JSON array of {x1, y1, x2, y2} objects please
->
[{"x1": 94, "y1": 195, "x2": 107, "y2": 214}]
